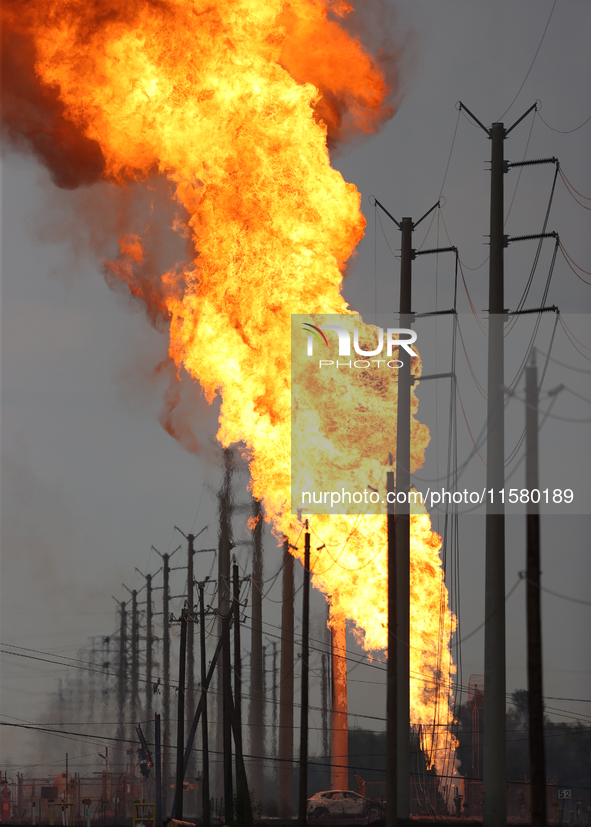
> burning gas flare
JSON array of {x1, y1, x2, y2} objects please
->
[{"x1": 2, "y1": 0, "x2": 456, "y2": 774}]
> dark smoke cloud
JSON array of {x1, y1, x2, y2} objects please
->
[{"x1": 1, "y1": 29, "x2": 106, "y2": 189}]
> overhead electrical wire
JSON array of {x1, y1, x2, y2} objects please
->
[
  {"x1": 456, "y1": 317, "x2": 487, "y2": 398},
  {"x1": 537, "y1": 109, "x2": 591, "y2": 135},
  {"x1": 559, "y1": 242, "x2": 591, "y2": 285},
  {"x1": 560, "y1": 169, "x2": 591, "y2": 210},
  {"x1": 0, "y1": 645, "x2": 180, "y2": 690},
  {"x1": 504, "y1": 109, "x2": 537, "y2": 226},
  {"x1": 439, "y1": 107, "x2": 462, "y2": 200},
  {"x1": 559, "y1": 168, "x2": 591, "y2": 199},
  {"x1": 522, "y1": 580, "x2": 591, "y2": 608},
  {"x1": 496, "y1": 0, "x2": 557, "y2": 121},
  {"x1": 562, "y1": 385, "x2": 591, "y2": 405},
  {"x1": 454, "y1": 378, "x2": 486, "y2": 465},
  {"x1": 504, "y1": 166, "x2": 559, "y2": 333},
  {"x1": 559, "y1": 315, "x2": 591, "y2": 361},
  {"x1": 510, "y1": 395, "x2": 591, "y2": 424},
  {"x1": 437, "y1": 210, "x2": 487, "y2": 336},
  {"x1": 536, "y1": 349, "x2": 591, "y2": 373}
]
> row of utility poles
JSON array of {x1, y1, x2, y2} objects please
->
[
  {"x1": 377, "y1": 101, "x2": 552, "y2": 827},
  {"x1": 110, "y1": 449, "x2": 323, "y2": 824},
  {"x1": 168, "y1": 486, "x2": 309, "y2": 824}
]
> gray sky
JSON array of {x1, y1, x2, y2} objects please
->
[{"x1": 2, "y1": 0, "x2": 591, "y2": 775}]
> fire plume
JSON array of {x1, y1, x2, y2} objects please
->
[{"x1": 2, "y1": 0, "x2": 456, "y2": 775}]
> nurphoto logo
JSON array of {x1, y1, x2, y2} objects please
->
[{"x1": 302, "y1": 323, "x2": 417, "y2": 369}]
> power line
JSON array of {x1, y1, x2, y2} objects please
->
[
  {"x1": 497, "y1": 1, "x2": 557, "y2": 121},
  {"x1": 535, "y1": 349, "x2": 591, "y2": 374},
  {"x1": 539, "y1": 585, "x2": 591, "y2": 607},
  {"x1": 537, "y1": 109, "x2": 591, "y2": 134}
]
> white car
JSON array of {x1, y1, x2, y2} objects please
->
[{"x1": 307, "y1": 790, "x2": 383, "y2": 821}]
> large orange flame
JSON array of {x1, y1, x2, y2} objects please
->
[{"x1": 2, "y1": 0, "x2": 456, "y2": 775}]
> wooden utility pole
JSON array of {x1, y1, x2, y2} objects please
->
[
  {"x1": 297, "y1": 527, "x2": 311, "y2": 825},
  {"x1": 250, "y1": 497, "x2": 265, "y2": 804},
  {"x1": 278, "y1": 537, "x2": 295, "y2": 817},
  {"x1": 526, "y1": 353, "x2": 547, "y2": 827}
]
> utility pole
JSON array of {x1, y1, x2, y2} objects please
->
[
  {"x1": 372, "y1": 196, "x2": 442, "y2": 821},
  {"x1": 233, "y1": 561, "x2": 250, "y2": 824},
  {"x1": 222, "y1": 602, "x2": 233, "y2": 824},
  {"x1": 162, "y1": 554, "x2": 171, "y2": 813},
  {"x1": 114, "y1": 599, "x2": 127, "y2": 769},
  {"x1": 155, "y1": 713, "x2": 162, "y2": 827},
  {"x1": 146, "y1": 575, "x2": 153, "y2": 723},
  {"x1": 233, "y1": 562, "x2": 243, "y2": 784},
  {"x1": 130, "y1": 589, "x2": 139, "y2": 724},
  {"x1": 526, "y1": 352, "x2": 547, "y2": 827},
  {"x1": 330, "y1": 610, "x2": 348, "y2": 791},
  {"x1": 321, "y1": 621, "x2": 330, "y2": 777},
  {"x1": 219, "y1": 448, "x2": 234, "y2": 823},
  {"x1": 297, "y1": 526, "x2": 311, "y2": 826},
  {"x1": 123, "y1": 585, "x2": 141, "y2": 727},
  {"x1": 458, "y1": 100, "x2": 538, "y2": 827},
  {"x1": 187, "y1": 534, "x2": 196, "y2": 730},
  {"x1": 386, "y1": 470, "x2": 397, "y2": 827},
  {"x1": 174, "y1": 609, "x2": 188, "y2": 821},
  {"x1": 320, "y1": 648, "x2": 330, "y2": 776},
  {"x1": 153, "y1": 544, "x2": 180, "y2": 818},
  {"x1": 484, "y1": 119, "x2": 508, "y2": 827},
  {"x1": 271, "y1": 642, "x2": 278, "y2": 765},
  {"x1": 250, "y1": 497, "x2": 265, "y2": 806},
  {"x1": 395, "y1": 215, "x2": 413, "y2": 819},
  {"x1": 136, "y1": 569, "x2": 155, "y2": 724},
  {"x1": 278, "y1": 537, "x2": 295, "y2": 817},
  {"x1": 185, "y1": 533, "x2": 196, "y2": 817},
  {"x1": 199, "y1": 582, "x2": 211, "y2": 826}
]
